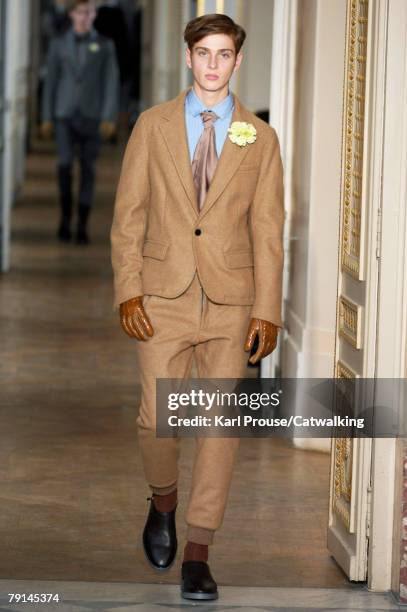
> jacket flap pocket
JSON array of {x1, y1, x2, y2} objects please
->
[
  {"x1": 224, "y1": 249, "x2": 254, "y2": 269},
  {"x1": 142, "y1": 240, "x2": 169, "y2": 260}
]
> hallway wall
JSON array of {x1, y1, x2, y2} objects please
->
[
  {"x1": 138, "y1": 0, "x2": 188, "y2": 108},
  {"x1": 238, "y1": 0, "x2": 273, "y2": 112},
  {"x1": 282, "y1": 0, "x2": 346, "y2": 378}
]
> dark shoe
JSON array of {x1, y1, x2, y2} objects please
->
[
  {"x1": 57, "y1": 199, "x2": 72, "y2": 242},
  {"x1": 76, "y1": 228, "x2": 89, "y2": 245},
  {"x1": 57, "y1": 219, "x2": 71, "y2": 242},
  {"x1": 142, "y1": 495, "x2": 177, "y2": 571},
  {"x1": 76, "y1": 204, "x2": 90, "y2": 245},
  {"x1": 181, "y1": 561, "x2": 218, "y2": 600}
]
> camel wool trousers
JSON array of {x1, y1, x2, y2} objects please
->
[{"x1": 134, "y1": 271, "x2": 252, "y2": 545}]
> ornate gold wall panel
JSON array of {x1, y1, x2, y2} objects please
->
[
  {"x1": 333, "y1": 0, "x2": 369, "y2": 535},
  {"x1": 341, "y1": 0, "x2": 369, "y2": 279},
  {"x1": 336, "y1": 360, "x2": 359, "y2": 379},
  {"x1": 339, "y1": 295, "x2": 363, "y2": 349},
  {"x1": 333, "y1": 438, "x2": 353, "y2": 530},
  {"x1": 332, "y1": 362, "x2": 359, "y2": 531}
]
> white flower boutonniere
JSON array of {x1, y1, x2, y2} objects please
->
[
  {"x1": 228, "y1": 121, "x2": 257, "y2": 147},
  {"x1": 89, "y1": 42, "x2": 100, "y2": 53}
]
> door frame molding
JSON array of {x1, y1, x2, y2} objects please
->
[{"x1": 368, "y1": 0, "x2": 407, "y2": 592}]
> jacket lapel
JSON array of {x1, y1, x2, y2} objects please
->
[
  {"x1": 159, "y1": 88, "x2": 255, "y2": 219},
  {"x1": 65, "y1": 28, "x2": 98, "y2": 80},
  {"x1": 159, "y1": 89, "x2": 199, "y2": 217},
  {"x1": 79, "y1": 29, "x2": 99, "y2": 79},
  {"x1": 65, "y1": 29, "x2": 79, "y2": 76}
]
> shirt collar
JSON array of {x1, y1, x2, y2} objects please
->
[
  {"x1": 72, "y1": 27, "x2": 96, "y2": 41},
  {"x1": 185, "y1": 87, "x2": 234, "y2": 120}
]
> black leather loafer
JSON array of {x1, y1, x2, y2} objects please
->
[
  {"x1": 142, "y1": 496, "x2": 177, "y2": 570},
  {"x1": 181, "y1": 560, "x2": 218, "y2": 600}
]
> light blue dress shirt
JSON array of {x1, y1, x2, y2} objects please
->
[{"x1": 184, "y1": 87, "x2": 235, "y2": 161}]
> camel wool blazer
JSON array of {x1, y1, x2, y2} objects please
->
[{"x1": 110, "y1": 87, "x2": 285, "y2": 328}]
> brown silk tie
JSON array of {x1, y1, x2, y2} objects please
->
[{"x1": 191, "y1": 111, "x2": 219, "y2": 211}]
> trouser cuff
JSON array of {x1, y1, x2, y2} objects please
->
[
  {"x1": 150, "y1": 481, "x2": 178, "y2": 495},
  {"x1": 186, "y1": 525, "x2": 215, "y2": 545}
]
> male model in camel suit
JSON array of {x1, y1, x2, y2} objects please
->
[{"x1": 110, "y1": 13, "x2": 284, "y2": 601}]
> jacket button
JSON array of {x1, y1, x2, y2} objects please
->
[{"x1": 194, "y1": 229, "x2": 202, "y2": 236}]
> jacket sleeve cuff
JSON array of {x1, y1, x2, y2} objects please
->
[
  {"x1": 249, "y1": 306, "x2": 284, "y2": 330},
  {"x1": 113, "y1": 287, "x2": 144, "y2": 312}
]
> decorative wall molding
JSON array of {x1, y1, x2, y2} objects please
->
[
  {"x1": 339, "y1": 295, "x2": 363, "y2": 349},
  {"x1": 341, "y1": 0, "x2": 369, "y2": 280},
  {"x1": 337, "y1": 359, "x2": 360, "y2": 378},
  {"x1": 333, "y1": 437, "x2": 353, "y2": 530}
]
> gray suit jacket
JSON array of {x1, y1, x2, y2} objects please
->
[{"x1": 42, "y1": 28, "x2": 120, "y2": 122}]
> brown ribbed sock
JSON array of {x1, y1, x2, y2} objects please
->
[
  {"x1": 151, "y1": 489, "x2": 177, "y2": 512},
  {"x1": 183, "y1": 540, "x2": 209, "y2": 563}
]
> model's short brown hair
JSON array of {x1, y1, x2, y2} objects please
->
[
  {"x1": 68, "y1": 0, "x2": 96, "y2": 11},
  {"x1": 184, "y1": 13, "x2": 246, "y2": 55}
]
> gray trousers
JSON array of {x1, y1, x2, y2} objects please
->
[{"x1": 54, "y1": 116, "x2": 101, "y2": 209}]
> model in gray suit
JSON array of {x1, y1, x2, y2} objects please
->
[{"x1": 41, "y1": 0, "x2": 120, "y2": 244}]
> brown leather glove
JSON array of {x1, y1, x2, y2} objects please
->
[
  {"x1": 40, "y1": 121, "x2": 54, "y2": 140},
  {"x1": 100, "y1": 121, "x2": 116, "y2": 141},
  {"x1": 119, "y1": 296, "x2": 154, "y2": 340},
  {"x1": 244, "y1": 318, "x2": 279, "y2": 365}
]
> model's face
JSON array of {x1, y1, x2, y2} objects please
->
[
  {"x1": 186, "y1": 33, "x2": 243, "y2": 93},
  {"x1": 69, "y1": 3, "x2": 96, "y2": 34}
]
